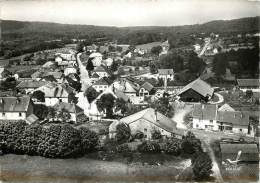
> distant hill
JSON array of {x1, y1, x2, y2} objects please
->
[{"x1": 1, "y1": 16, "x2": 259, "y2": 45}]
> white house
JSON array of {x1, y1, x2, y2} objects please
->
[
  {"x1": 92, "y1": 77, "x2": 111, "y2": 93},
  {"x1": 35, "y1": 82, "x2": 74, "y2": 106},
  {"x1": 158, "y1": 69, "x2": 174, "y2": 81},
  {"x1": 89, "y1": 52, "x2": 102, "y2": 67},
  {"x1": 109, "y1": 108, "x2": 184, "y2": 140},
  {"x1": 192, "y1": 104, "x2": 218, "y2": 131},
  {"x1": 139, "y1": 82, "x2": 155, "y2": 97},
  {"x1": 64, "y1": 66, "x2": 77, "y2": 76},
  {"x1": 0, "y1": 96, "x2": 34, "y2": 121}
]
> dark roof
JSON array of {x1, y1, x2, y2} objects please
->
[
  {"x1": 140, "y1": 82, "x2": 154, "y2": 92},
  {"x1": 90, "y1": 72, "x2": 100, "y2": 78},
  {"x1": 192, "y1": 104, "x2": 217, "y2": 120},
  {"x1": 41, "y1": 75, "x2": 57, "y2": 82},
  {"x1": 178, "y1": 78, "x2": 214, "y2": 98},
  {"x1": 237, "y1": 79, "x2": 260, "y2": 87},
  {"x1": 93, "y1": 77, "x2": 111, "y2": 86},
  {"x1": 53, "y1": 102, "x2": 83, "y2": 114},
  {"x1": 217, "y1": 111, "x2": 249, "y2": 126},
  {"x1": 0, "y1": 96, "x2": 31, "y2": 112},
  {"x1": 220, "y1": 143, "x2": 259, "y2": 162},
  {"x1": 158, "y1": 69, "x2": 174, "y2": 75},
  {"x1": 17, "y1": 80, "x2": 47, "y2": 89}
]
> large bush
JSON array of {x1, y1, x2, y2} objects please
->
[
  {"x1": 165, "y1": 139, "x2": 181, "y2": 156},
  {"x1": 181, "y1": 131, "x2": 202, "y2": 154},
  {"x1": 137, "y1": 141, "x2": 161, "y2": 153},
  {"x1": 79, "y1": 127, "x2": 99, "y2": 153},
  {"x1": 151, "y1": 129, "x2": 162, "y2": 140},
  {"x1": 0, "y1": 121, "x2": 98, "y2": 158},
  {"x1": 115, "y1": 123, "x2": 131, "y2": 144}
]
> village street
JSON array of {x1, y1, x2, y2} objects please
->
[{"x1": 76, "y1": 52, "x2": 89, "y2": 92}]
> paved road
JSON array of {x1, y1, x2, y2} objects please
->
[
  {"x1": 208, "y1": 93, "x2": 224, "y2": 105},
  {"x1": 76, "y1": 52, "x2": 90, "y2": 92}
]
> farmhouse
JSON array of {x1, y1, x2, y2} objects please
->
[
  {"x1": 192, "y1": 104, "x2": 218, "y2": 131},
  {"x1": 158, "y1": 69, "x2": 174, "y2": 81},
  {"x1": 237, "y1": 79, "x2": 260, "y2": 92},
  {"x1": 92, "y1": 77, "x2": 111, "y2": 93},
  {"x1": 217, "y1": 111, "x2": 249, "y2": 135},
  {"x1": 0, "y1": 96, "x2": 34, "y2": 121},
  {"x1": 36, "y1": 82, "x2": 74, "y2": 106},
  {"x1": 17, "y1": 80, "x2": 48, "y2": 94},
  {"x1": 139, "y1": 82, "x2": 155, "y2": 97},
  {"x1": 109, "y1": 108, "x2": 184, "y2": 140},
  {"x1": 178, "y1": 78, "x2": 214, "y2": 102},
  {"x1": 53, "y1": 102, "x2": 85, "y2": 123}
]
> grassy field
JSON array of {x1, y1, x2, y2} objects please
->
[{"x1": 0, "y1": 154, "x2": 190, "y2": 183}]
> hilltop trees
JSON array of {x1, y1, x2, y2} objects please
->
[{"x1": 159, "y1": 51, "x2": 184, "y2": 72}]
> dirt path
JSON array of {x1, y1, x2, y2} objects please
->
[{"x1": 201, "y1": 139, "x2": 224, "y2": 183}]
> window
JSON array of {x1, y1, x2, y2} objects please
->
[
  {"x1": 144, "y1": 128, "x2": 147, "y2": 132},
  {"x1": 59, "y1": 99, "x2": 62, "y2": 102},
  {"x1": 196, "y1": 124, "x2": 199, "y2": 128},
  {"x1": 19, "y1": 112, "x2": 22, "y2": 117},
  {"x1": 99, "y1": 86, "x2": 102, "y2": 88},
  {"x1": 240, "y1": 129, "x2": 242, "y2": 132},
  {"x1": 210, "y1": 120, "x2": 213, "y2": 123},
  {"x1": 2, "y1": 112, "x2": 5, "y2": 117}
]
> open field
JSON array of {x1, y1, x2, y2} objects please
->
[{"x1": 0, "y1": 154, "x2": 189, "y2": 183}]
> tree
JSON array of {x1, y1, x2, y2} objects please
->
[
  {"x1": 57, "y1": 108, "x2": 71, "y2": 122},
  {"x1": 32, "y1": 90, "x2": 45, "y2": 102},
  {"x1": 137, "y1": 141, "x2": 161, "y2": 153},
  {"x1": 165, "y1": 139, "x2": 181, "y2": 156},
  {"x1": 96, "y1": 93, "x2": 115, "y2": 118},
  {"x1": 84, "y1": 86, "x2": 99, "y2": 103},
  {"x1": 150, "y1": 97, "x2": 174, "y2": 118},
  {"x1": 76, "y1": 42, "x2": 84, "y2": 53},
  {"x1": 192, "y1": 152, "x2": 213, "y2": 181},
  {"x1": 115, "y1": 123, "x2": 131, "y2": 144},
  {"x1": 151, "y1": 45, "x2": 162, "y2": 55},
  {"x1": 149, "y1": 63, "x2": 158, "y2": 74},
  {"x1": 86, "y1": 58, "x2": 94, "y2": 72},
  {"x1": 181, "y1": 131, "x2": 202, "y2": 154},
  {"x1": 187, "y1": 52, "x2": 205, "y2": 74},
  {"x1": 110, "y1": 61, "x2": 119, "y2": 72},
  {"x1": 115, "y1": 98, "x2": 128, "y2": 116},
  {"x1": 151, "y1": 129, "x2": 162, "y2": 140},
  {"x1": 212, "y1": 54, "x2": 228, "y2": 76},
  {"x1": 159, "y1": 51, "x2": 184, "y2": 72},
  {"x1": 79, "y1": 127, "x2": 99, "y2": 153},
  {"x1": 246, "y1": 90, "x2": 253, "y2": 98},
  {"x1": 47, "y1": 107, "x2": 56, "y2": 121},
  {"x1": 68, "y1": 93, "x2": 78, "y2": 104}
]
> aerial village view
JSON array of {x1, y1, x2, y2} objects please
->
[{"x1": 0, "y1": 0, "x2": 259, "y2": 182}]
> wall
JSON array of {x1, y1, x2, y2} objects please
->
[
  {"x1": 45, "y1": 97, "x2": 68, "y2": 106},
  {"x1": 192, "y1": 118, "x2": 218, "y2": 131},
  {"x1": 0, "y1": 112, "x2": 26, "y2": 120},
  {"x1": 232, "y1": 125, "x2": 248, "y2": 134}
]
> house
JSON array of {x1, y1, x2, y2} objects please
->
[
  {"x1": 158, "y1": 69, "x2": 174, "y2": 81},
  {"x1": 112, "y1": 78, "x2": 140, "y2": 97},
  {"x1": 53, "y1": 102, "x2": 86, "y2": 123},
  {"x1": 93, "y1": 66, "x2": 109, "y2": 78},
  {"x1": 64, "y1": 65, "x2": 77, "y2": 76},
  {"x1": 220, "y1": 143, "x2": 258, "y2": 163},
  {"x1": 139, "y1": 82, "x2": 155, "y2": 97},
  {"x1": 218, "y1": 103, "x2": 235, "y2": 112},
  {"x1": 237, "y1": 79, "x2": 260, "y2": 92},
  {"x1": 35, "y1": 82, "x2": 74, "y2": 106},
  {"x1": 89, "y1": 52, "x2": 102, "y2": 67},
  {"x1": 0, "y1": 67, "x2": 11, "y2": 80},
  {"x1": 42, "y1": 72, "x2": 64, "y2": 83},
  {"x1": 192, "y1": 104, "x2": 218, "y2": 131},
  {"x1": 16, "y1": 80, "x2": 48, "y2": 94},
  {"x1": 92, "y1": 77, "x2": 112, "y2": 93},
  {"x1": 0, "y1": 96, "x2": 34, "y2": 121},
  {"x1": 178, "y1": 78, "x2": 214, "y2": 102},
  {"x1": 109, "y1": 108, "x2": 184, "y2": 140},
  {"x1": 89, "y1": 72, "x2": 100, "y2": 84},
  {"x1": 217, "y1": 111, "x2": 249, "y2": 135}
]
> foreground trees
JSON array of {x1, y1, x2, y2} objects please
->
[{"x1": 0, "y1": 121, "x2": 99, "y2": 158}]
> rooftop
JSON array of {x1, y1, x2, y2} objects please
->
[
  {"x1": 237, "y1": 79, "x2": 260, "y2": 87},
  {"x1": 0, "y1": 96, "x2": 31, "y2": 112},
  {"x1": 217, "y1": 111, "x2": 249, "y2": 126},
  {"x1": 192, "y1": 104, "x2": 217, "y2": 120}
]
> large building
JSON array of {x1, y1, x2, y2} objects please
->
[
  {"x1": 0, "y1": 96, "x2": 34, "y2": 121},
  {"x1": 178, "y1": 78, "x2": 214, "y2": 102},
  {"x1": 237, "y1": 79, "x2": 260, "y2": 92}
]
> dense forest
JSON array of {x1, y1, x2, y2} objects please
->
[{"x1": 0, "y1": 16, "x2": 259, "y2": 58}]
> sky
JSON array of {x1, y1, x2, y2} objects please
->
[{"x1": 0, "y1": 0, "x2": 259, "y2": 27}]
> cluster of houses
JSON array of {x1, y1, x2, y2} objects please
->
[{"x1": 0, "y1": 38, "x2": 259, "y2": 142}]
